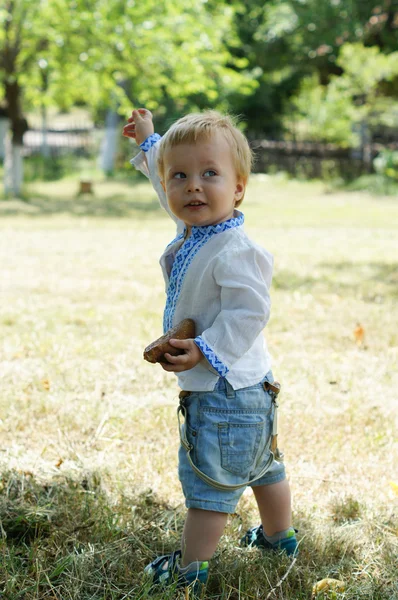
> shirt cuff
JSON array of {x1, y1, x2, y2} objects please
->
[
  {"x1": 194, "y1": 336, "x2": 229, "y2": 377},
  {"x1": 140, "y1": 133, "x2": 161, "y2": 152},
  {"x1": 130, "y1": 150, "x2": 149, "y2": 176}
]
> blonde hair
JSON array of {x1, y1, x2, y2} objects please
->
[{"x1": 157, "y1": 111, "x2": 252, "y2": 207}]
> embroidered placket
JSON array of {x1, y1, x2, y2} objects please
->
[
  {"x1": 163, "y1": 228, "x2": 208, "y2": 333},
  {"x1": 162, "y1": 213, "x2": 244, "y2": 341}
]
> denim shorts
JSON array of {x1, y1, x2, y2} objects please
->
[{"x1": 178, "y1": 370, "x2": 286, "y2": 513}]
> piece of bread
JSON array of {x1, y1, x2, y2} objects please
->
[{"x1": 143, "y1": 319, "x2": 196, "y2": 364}]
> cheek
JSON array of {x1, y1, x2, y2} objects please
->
[
  {"x1": 167, "y1": 180, "x2": 182, "y2": 192},
  {"x1": 165, "y1": 183, "x2": 178, "y2": 198},
  {"x1": 165, "y1": 187, "x2": 183, "y2": 210}
]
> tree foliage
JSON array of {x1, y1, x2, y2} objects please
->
[
  {"x1": 227, "y1": 0, "x2": 398, "y2": 137},
  {"x1": 1, "y1": 0, "x2": 255, "y2": 121},
  {"x1": 0, "y1": 0, "x2": 397, "y2": 146},
  {"x1": 287, "y1": 44, "x2": 398, "y2": 145},
  {"x1": 0, "y1": 0, "x2": 256, "y2": 194}
]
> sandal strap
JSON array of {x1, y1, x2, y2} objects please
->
[{"x1": 145, "y1": 549, "x2": 182, "y2": 581}]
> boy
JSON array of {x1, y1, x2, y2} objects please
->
[{"x1": 123, "y1": 109, "x2": 297, "y2": 591}]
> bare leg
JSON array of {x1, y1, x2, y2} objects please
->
[
  {"x1": 252, "y1": 479, "x2": 292, "y2": 537},
  {"x1": 180, "y1": 508, "x2": 228, "y2": 567}
]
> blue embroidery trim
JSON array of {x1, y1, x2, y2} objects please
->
[
  {"x1": 187, "y1": 211, "x2": 244, "y2": 238},
  {"x1": 194, "y1": 336, "x2": 229, "y2": 377},
  {"x1": 163, "y1": 212, "x2": 244, "y2": 333},
  {"x1": 140, "y1": 133, "x2": 161, "y2": 152},
  {"x1": 163, "y1": 230, "x2": 208, "y2": 333}
]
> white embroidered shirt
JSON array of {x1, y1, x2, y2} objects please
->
[{"x1": 131, "y1": 137, "x2": 273, "y2": 391}]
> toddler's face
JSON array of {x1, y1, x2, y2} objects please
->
[{"x1": 161, "y1": 131, "x2": 245, "y2": 233}]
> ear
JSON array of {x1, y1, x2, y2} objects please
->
[{"x1": 234, "y1": 178, "x2": 246, "y2": 203}]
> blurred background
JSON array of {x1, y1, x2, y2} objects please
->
[{"x1": 0, "y1": 0, "x2": 397, "y2": 198}]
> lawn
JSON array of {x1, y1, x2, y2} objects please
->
[{"x1": 0, "y1": 175, "x2": 397, "y2": 599}]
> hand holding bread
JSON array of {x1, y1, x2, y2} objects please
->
[{"x1": 144, "y1": 319, "x2": 196, "y2": 364}]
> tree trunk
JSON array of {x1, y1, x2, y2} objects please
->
[
  {"x1": 99, "y1": 109, "x2": 119, "y2": 174},
  {"x1": 4, "y1": 134, "x2": 23, "y2": 197},
  {"x1": 4, "y1": 81, "x2": 28, "y2": 197},
  {"x1": 0, "y1": 117, "x2": 9, "y2": 160},
  {"x1": 360, "y1": 121, "x2": 372, "y2": 172},
  {"x1": 41, "y1": 104, "x2": 50, "y2": 158}
]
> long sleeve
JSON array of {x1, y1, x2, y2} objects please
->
[
  {"x1": 194, "y1": 244, "x2": 273, "y2": 377},
  {"x1": 130, "y1": 141, "x2": 185, "y2": 236}
]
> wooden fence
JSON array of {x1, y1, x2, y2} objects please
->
[
  {"x1": 23, "y1": 126, "x2": 95, "y2": 156},
  {"x1": 20, "y1": 126, "x2": 398, "y2": 179},
  {"x1": 250, "y1": 139, "x2": 398, "y2": 179}
]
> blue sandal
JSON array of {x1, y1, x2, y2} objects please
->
[
  {"x1": 241, "y1": 525, "x2": 298, "y2": 556},
  {"x1": 144, "y1": 549, "x2": 209, "y2": 591}
]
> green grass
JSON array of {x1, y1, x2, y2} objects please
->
[{"x1": 0, "y1": 175, "x2": 397, "y2": 599}]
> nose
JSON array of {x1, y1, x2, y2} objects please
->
[{"x1": 185, "y1": 175, "x2": 202, "y2": 193}]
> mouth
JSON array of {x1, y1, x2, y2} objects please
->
[{"x1": 184, "y1": 201, "x2": 207, "y2": 208}]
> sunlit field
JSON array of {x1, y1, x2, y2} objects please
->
[{"x1": 0, "y1": 175, "x2": 397, "y2": 599}]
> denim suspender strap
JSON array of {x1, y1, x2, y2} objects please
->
[
  {"x1": 177, "y1": 382, "x2": 282, "y2": 492},
  {"x1": 224, "y1": 378, "x2": 235, "y2": 399},
  {"x1": 265, "y1": 381, "x2": 284, "y2": 462}
]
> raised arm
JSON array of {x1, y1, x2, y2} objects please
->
[{"x1": 123, "y1": 109, "x2": 184, "y2": 234}]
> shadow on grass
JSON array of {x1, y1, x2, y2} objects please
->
[
  {"x1": 0, "y1": 193, "x2": 165, "y2": 218},
  {"x1": 0, "y1": 470, "x2": 181, "y2": 599},
  {"x1": 0, "y1": 470, "x2": 396, "y2": 599},
  {"x1": 274, "y1": 262, "x2": 398, "y2": 301}
]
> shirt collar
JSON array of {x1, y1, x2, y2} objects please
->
[{"x1": 184, "y1": 210, "x2": 244, "y2": 239}]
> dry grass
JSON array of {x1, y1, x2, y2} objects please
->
[{"x1": 0, "y1": 175, "x2": 397, "y2": 599}]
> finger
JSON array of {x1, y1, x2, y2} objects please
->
[
  {"x1": 122, "y1": 130, "x2": 136, "y2": 139},
  {"x1": 122, "y1": 128, "x2": 136, "y2": 139},
  {"x1": 160, "y1": 362, "x2": 175, "y2": 371},
  {"x1": 163, "y1": 352, "x2": 188, "y2": 365},
  {"x1": 160, "y1": 363, "x2": 186, "y2": 373},
  {"x1": 160, "y1": 361, "x2": 185, "y2": 372},
  {"x1": 132, "y1": 109, "x2": 143, "y2": 121},
  {"x1": 137, "y1": 108, "x2": 153, "y2": 119},
  {"x1": 169, "y1": 338, "x2": 192, "y2": 348},
  {"x1": 160, "y1": 361, "x2": 170, "y2": 370}
]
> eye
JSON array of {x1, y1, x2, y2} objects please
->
[
  {"x1": 204, "y1": 170, "x2": 217, "y2": 177},
  {"x1": 173, "y1": 172, "x2": 186, "y2": 179}
]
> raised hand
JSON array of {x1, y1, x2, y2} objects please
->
[{"x1": 122, "y1": 108, "x2": 154, "y2": 145}]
